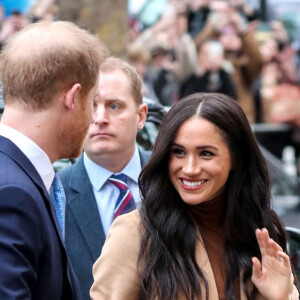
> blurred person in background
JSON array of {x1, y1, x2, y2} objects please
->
[
  {"x1": 128, "y1": 17, "x2": 143, "y2": 43},
  {"x1": 127, "y1": 42, "x2": 159, "y2": 103},
  {"x1": 28, "y1": 0, "x2": 58, "y2": 22},
  {"x1": 0, "y1": 0, "x2": 33, "y2": 17},
  {"x1": 254, "y1": 20, "x2": 300, "y2": 173},
  {"x1": 255, "y1": 21, "x2": 299, "y2": 125},
  {"x1": 187, "y1": 0, "x2": 258, "y2": 38},
  {"x1": 132, "y1": 1, "x2": 198, "y2": 106},
  {"x1": 194, "y1": 0, "x2": 264, "y2": 123},
  {"x1": 146, "y1": 42, "x2": 178, "y2": 107},
  {"x1": 186, "y1": 0, "x2": 211, "y2": 38},
  {"x1": 180, "y1": 38, "x2": 237, "y2": 99},
  {"x1": 0, "y1": 9, "x2": 29, "y2": 51}
]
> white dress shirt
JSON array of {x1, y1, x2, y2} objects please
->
[
  {"x1": 83, "y1": 146, "x2": 142, "y2": 236},
  {"x1": 0, "y1": 124, "x2": 54, "y2": 192}
]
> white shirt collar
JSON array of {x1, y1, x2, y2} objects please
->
[
  {"x1": 0, "y1": 123, "x2": 54, "y2": 192},
  {"x1": 83, "y1": 145, "x2": 142, "y2": 191}
]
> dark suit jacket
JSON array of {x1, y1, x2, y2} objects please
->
[
  {"x1": 0, "y1": 136, "x2": 81, "y2": 300},
  {"x1": 58, "y1": 149, "x2": 151, "y2": 300}
]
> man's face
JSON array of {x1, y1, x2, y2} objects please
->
[{"x1": 83, "y1": 70, "x2": 147, "y2": 167}]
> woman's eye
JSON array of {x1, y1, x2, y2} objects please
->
[
  {"x1": 200, "y1": 151, "x2": 213, "y2": 157},
  {"x1": 171, "y1": 148, "x2": 185, "y2": 155}
]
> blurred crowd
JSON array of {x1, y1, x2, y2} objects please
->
[
  {"x1": 0, "y1": 0, "x2": 57, "y2": 106},
  {"x1": 127, "y1": 0, "x2": 300, "y2": 175},
  {"x1": 127, "y1": 0, "x2": 300, "y2": 124},
  {"x1": 0, "y1": 0, "x2": 57, "y2": 52},
  {"x1": 0, "y1": 0, "x2": 300, "y2": 167}
]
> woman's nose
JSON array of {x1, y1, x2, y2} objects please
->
[{"x1": 182, "y1": 156, "x2": 201, "y2": 176}]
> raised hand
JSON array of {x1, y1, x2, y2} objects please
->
[{"x1": 251, "y1": 228, "x2": 294, "y2": 300}]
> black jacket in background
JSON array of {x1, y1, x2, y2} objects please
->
[{"x1": 180, "y1": 69, "x2": 237, "y2": 100}]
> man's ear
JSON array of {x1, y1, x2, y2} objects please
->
[
  {"x1": 137, "y1": 103, "x2": 148, "y2": 130},
  {"x1": 64, "y1": 83, "x2": 81, "y2": 112}
]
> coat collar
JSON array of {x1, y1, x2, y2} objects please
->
[{"x1": 194, "y1": 229, "x2": 266, "y2": 300}]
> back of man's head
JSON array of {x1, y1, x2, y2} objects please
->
[{"x1": 0, "y1": 21, "x2": 109, "y2": 110}]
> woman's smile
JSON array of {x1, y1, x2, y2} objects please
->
[{"x1": 169, "y1": 116, "x2": 232, "y2": 205}]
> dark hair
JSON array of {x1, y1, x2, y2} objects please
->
[{"x1": 138, "y1": 93, "x2": 287, "y2": 299}]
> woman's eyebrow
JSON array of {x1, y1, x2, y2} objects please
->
[{"x1": 171, "y1": 143, "x2": 218, "y2": 151}]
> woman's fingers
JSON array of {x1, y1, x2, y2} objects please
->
[
  {"x1": 255, "y1": 228, "x2": 267, "y2": 257},
  {"x1": 277, "y1": 251, "x2": 291, "y2": 269},
  {"x1": 256, "y1": 228, "x2": 283, "y2": 258},
  {"x1": 269, "y1": 238, "x2": 283, "y2": 252},
  {"x1": 252, "y1": 256, "x2": 262, "y2": 281},
  {"x1": 253, "y1": 228, "x2": 294, "y2": 298},
  {"x1": 261, "y1": 228, "x2": 275, "y2": 257}
]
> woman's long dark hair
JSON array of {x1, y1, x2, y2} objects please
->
[{"x1": 138, "y1": 93, "x2": 287, "y2": 299}]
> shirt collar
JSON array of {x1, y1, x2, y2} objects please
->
[
  {"x1": 0, "y1": 123, "x2": 55, "y2": 192},
  {"x1": 83, "y1": 145, "x2": 141, "y2": 191}
]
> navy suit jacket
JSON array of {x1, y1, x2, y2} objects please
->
[
  {"x1": 58, "y1": 149, "x2": 151, "y2": 300},
  {"x1": 0, "y1": 136, "x2": 81, "y2": 300}
]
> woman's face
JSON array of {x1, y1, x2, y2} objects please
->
[{"x1": 169, "y1": 116, "x2": 232, "y2": 205}]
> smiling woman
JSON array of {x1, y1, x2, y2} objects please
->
[
  {"x1": 90, "y1": 93, "x2": 299, "y2": 300},
  {"x1": 169, "y1": 117, "x2": 232, "y2": 206}
]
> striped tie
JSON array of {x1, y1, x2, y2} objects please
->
[
  {"x1": 109, "y1": 174, "x2": 136, "y2": 219},
  {"x1": 50, "y1": 174, "x2": 66, "y2": 239}
]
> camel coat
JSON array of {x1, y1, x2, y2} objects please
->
[{"x1": 90, "y1": 211, "x2": 299, "y2": 300}]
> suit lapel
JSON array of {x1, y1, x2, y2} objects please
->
[
  {"x1": 0, "y1": 136, "x2": 65, "y2": 245},
  {"x1": 0, "y1": 136, "x2": 48, "y2": 196},
  {"x1": 68, "y1": 157, "x2": 105, "y2": 260}
]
